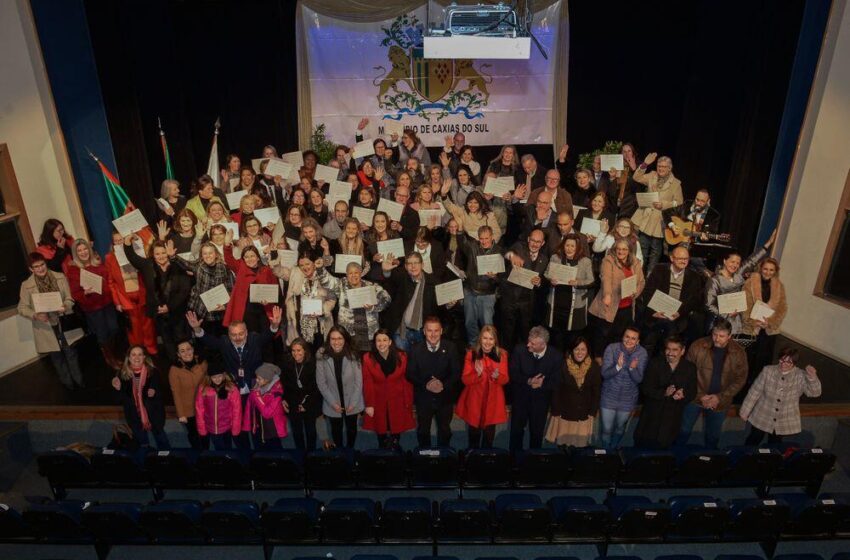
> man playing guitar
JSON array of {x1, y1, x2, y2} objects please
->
[{"x1": 664, "y1": 189, "x2": 728, "y2": 276}]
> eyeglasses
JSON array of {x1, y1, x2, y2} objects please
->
[{"x1": 779, "y1": 356, "x2": 794, "y2": 364}]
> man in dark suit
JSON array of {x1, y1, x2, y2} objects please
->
[
  {"x1": 509, "y1": 326, "x2": 563, "y2": 450},
  {"x1": 513, "y1": 154, "x2": 547, "y2": 192},
  {"x1": 406, "y1": 227, "x2": 447, "y2": 281},
  {"x1": 499, "y1": 228, "x2": 550, "y2": 354},
  {"x1": 520, "y1": 189, "x2": 559, "y2": 242},
  {"x1": 390, "y1": 184, "x2": 421, "y2": 241},
  {"x1": 381, "y1": 251, "x2": 438, "y2": 351},
  {"x1": 406, "y1": 316, "x2": 462, "y2": 448},
  {"x1": 638, "y1": 246, "x2": 704, "y2": 356}
]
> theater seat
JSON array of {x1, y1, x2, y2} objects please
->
[
  {"x1": 410, "y1": 447, "x2": 459, "y2": 488},
  {"x1": 412, "y1": 556, "x2": 460, "y2": 560},
  {"x1": 202, "y1": 500, "x2": 262, "y2": 543},
  {"x1": 80, "y1": 502, "x2": 148, "y2": 543},
  {"x1": 773, "y1": 447, "x2": 836, "y2": 495},
  {"x1": 665, "y1": 495, "x2": 728, "y2": 541},
  {"x1": 37, "y1": 450, "x2": 98, "y2": 499},
  {"x1": 351, "y1": 555, "x2": 400, "y2": 560},
  {"x1": 514, "y1": 448, "x2": 569, "y2": 487},
  {"x1": 250, "y1": 449, "x2": 303, "y2": 488},
  {"x1": 380, "y1": 496, "x2": 433, "y2": 543},
  {"x1": 462, "y1": 448, "x2": 512, "y2": 488},
  {"x1": 90, "y1": 447, "x2": 149, "y2": 488},
  {"x1": 0, "y1": 503, "x2": 32, "y2": 541},
  {"x1": 197, "y1": 449, "x2": 252, "y2": 488},
  {"x1": 723, "y1": 497, "x2": 790, "y2": 541},
  {"x1": 321, "y1": 498, "x2": 377, "y2": 543},
  {"x1": 818, "y1": 493, "x2": 850, "y2": 536},
  {"x1": 23, "y1": 500, "x2": 92, "y2": 543},
  {"x1": 656, "y1": 556, "x2": 703, "y2": 560},
  {"x1": 567, "y1": 447, "x2": 622, "y2": 487},
  {"x1": 262, "y1": 497, "x2": 321, "y2": 543},
  {"x1": 715, "y1": 556, "x2": 765, "y2": 560},
  {"x1": 605, "y1": 495, "x2": 670, "y2": 541},
  {"x1": 144, "y1": 448, "x2": 200, "y2": 489},
  {"x1": 671, "y1": 447, "x2": 728, "y2": 486},
  {"x1": 437, "y1": 498, "x2": 492, "y2": 543},
  {"x1": 773, "y1": 492, "x2": 848, "y2": 538},
  {"x1": 548, "y1": 496, "x2": 609, "y2": 542},
  {"x1": 535, "y1": 557, "x2": 581, "y2": 560},
  {"x1": 618, "y1": 448, "x2": 676, "y2": 486},
  {"x1": 357, "y1": 448, "x2": 408, "y2": 488},
  {"x1": 772, "y1": 555, "x2": 824, "y2": 560},
  {"x1": 305, "y1": 448, "x2": 356, "y2": 488},
  {"x1": 722, "y1": 446, "x2": 782, "y2": 488},
  {"x1": 140, "y1": 499, "x2": 205, "y2": 544},
  {"x1": 494, "y1": 493, "x2": 551, "y2": 542}
]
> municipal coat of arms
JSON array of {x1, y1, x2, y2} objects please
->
[{"x1": 373, "y1": 14, "x2": 492, "y2": 121}]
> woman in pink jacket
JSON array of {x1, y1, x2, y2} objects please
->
[
  {"x1": 195, "y1": 363, "x2": 242, "y2": 450},
  {"x1": 243, "y1": 363, "x2": 288, "y2": 449}
]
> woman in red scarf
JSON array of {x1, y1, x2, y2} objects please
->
[
  {"x1": 111, "y1": 345, "x2": 169, "y2": 448},
  {"x1": 223, "y1": 243, "x2": 279, "y2": 332}
]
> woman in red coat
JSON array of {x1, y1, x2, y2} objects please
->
[
  {"x1": 455, "y1": 324, "x2": 509, "y2": 448},
  {"x1": 222, "y1": 243, "x2": 279, "y2": 332},
  {"x1": 66, "y1": 239, "x2": 119, "y2": 346},
  {"x1": 362, "y1": 329, "x2": 415, "y2": 448},
  {"x1": 104, "y1": 232, "x2": 157, "y2": 355}
]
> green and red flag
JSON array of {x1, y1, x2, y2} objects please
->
[
  {"x1": 89, "y1": 150, "x2": 154, "y2": 246},
  {"x1": 158, "y1": 117, "x2": 175, "y2": 180}
]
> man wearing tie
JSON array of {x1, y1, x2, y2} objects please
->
[
  {"x1": 406, "y1": 317, "x2": 461, "y2": 448},
  {"x1": 509, "y1": 326, "x2": 562, "y2": 450}
]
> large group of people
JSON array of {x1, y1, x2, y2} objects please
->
[{"x1": 17, "y1": 124, "x2": 820, "y2": 451}]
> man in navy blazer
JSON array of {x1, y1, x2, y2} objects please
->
[
  {"x1": 509, "y1": 326, "x2": 563, "y2": 451},
  {"x1": 186, "y1": 306, "x2": 282, "y2": 394}
]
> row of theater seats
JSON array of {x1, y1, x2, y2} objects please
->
[
  {"x1": 36, "y1": 445, "x2": 836, "y2": 499},
  {"x1": 3, "y1": 492, "x2": 850, "y2": 546}
]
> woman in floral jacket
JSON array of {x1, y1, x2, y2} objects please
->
[{"x1": 334, "y1": 262, "x2": 391, "y2": 352}]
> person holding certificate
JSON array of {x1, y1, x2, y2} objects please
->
[
  {"x1": 330, "y1": 218, "x2": 370, "y2": 278},
  {"x1": 545, "y1": 234, "x2": 595, "y2": 352},
  {"x1": 455, "y1": 226, "x2": 503, "y2": 344},
  {"x1": 742, "y1": 257, "x2": 788, "y2": 381},
  {"x1": 364, "y1": 211, "x2": 399, "y2": 284},
  {"x1": 36, "y1": 219, "x2": 75, "y2": 273},
  {"x1": 306, "y1": 188, "x2": 328, "y2": 226},
  {"x1": 284, "y1": 252, "x2": 338, "y2": 348},
  {"x1": 443, "y1": 190, "x2": 502, "y2": 244},
  {"x1": 575, "y1": 192, "x2": 615, "y2": 246},
  {"x1": 315, "y1": 326, "x2": 364, "y2": 449},
  {"x1": 204, "y1": 201, "x2": 232, "y2": 230},
  {"x1": 526, "y1": 169, "x2": 575, "y2": 219},
  {"x1": 67, "y1": 239, "x2": 119, "y2": 347},
  {"x1": 281, "y1": 338, "x2": 322, "y2": 450},
  {"x1": 499, "y1": 228, "x2": 550, "y2": 354},
  {"x1": 388, "y1": 184, "x2": 420, "y2": 241},
  {"x1": 334, "y1": 261, "x2": 391, "y2": 352},
  {"x1": 112, "y1": 346, "x2": 170, "y2": 449},
  {"x1": 229, "y1": 192, "x2": 258, "y2": 228},
  {"x1": 630, "y1": 153, "x2": 684, "y2": 274},
  {"x1": 156, "y1": 179, "x2": 187, "y2": 227},
  {"x1": 220, "y1": 154, "x2": 243, "y2": 193},
  {"x1": 592, "y1": 218, "x2": 644, "y2": 265},
  {"x1": 296, "y1": 218, "x2": 333, "y2": 269},
  {"x1": 567, "y1": 168, "x2": 598, "y2": 209},
  {"x1": 362, "y1": 329, "x2": 415, "y2": 449},
  {"x1": 588, "y1": 239, "x2": 646, "y2": 356},
  {"x1": 353, "y1": 185, "x2": 379, "y2": 219},
  {"x1": 185, "y1": 175, "x2": 228, "y2": 223},
  {"x1": 159, "y1": 209, "x2": 199, "y2": 255},
  {"x1": 410, "y1": 184, "x2": 447, "y2": 231},
  {"x1": 236, "y1": 216, "x2": 272, "y2": 263},
  {"x1": 106, "y1": 232, "x2": 157, "y2": 355},
  {"x1": 455, "y1": 325, "x2": 509, "y2": 448},
  {"x1": 18, "y1": 252, "x2": 83, "y2": 390},
  {"x1": 487, "y1": 145, "x2": 520, "y2": 178},
  {"x1": 125, "y1": 237, "x2": 192, "y2": 359},
  {"x1": 272, "y1": 204, "x2": 306, "y2": 250},
  {"x1": 222, "y1": 243, "x2": 279, "y2": 333},
  {"x1": 174, "y1": 240, "x2": 233, "y2": 336}
]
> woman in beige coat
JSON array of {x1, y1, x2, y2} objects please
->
[
  {"x1": 630, "y1": 152, "x2": 683, "y2": 273},
  {"x1": 742, "y1": 257, "x2": 788, "y2": 380},
  {"x1": 442, "y1": 190, "x2": 502, "y2": 243},
  {"x1": 588, "y1": 240, "x2": 645, "y2": 356},
  {"x1": 18, "y1": 252, "x2": 83, "y2": 389}
]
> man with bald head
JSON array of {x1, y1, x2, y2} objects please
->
[
  {"x1": 499, "y1": 227, "x2": 550, "y2": 352},
  {"x1": 520, "y1": 189, "x2": 558, "y2": 242},
  {"x1": 638, "y1": 246, "x2": 704, "y2": 356}
]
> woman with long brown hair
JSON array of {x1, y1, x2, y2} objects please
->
[
  {"x1": 362, "y1": 329, "x2": 414, "y2": 449},
  {"x1": 546, "y1": 337, "x2": 601, "y2": 447},
  {"x1": 111, "y1": 345, "x2": 170, "y2": 448},
  {"x1": 546, "y1": 234, "x2": 595, "y2": 352}
]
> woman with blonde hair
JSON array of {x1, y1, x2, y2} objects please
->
[
  {"x1": 588, "y1": 239, "x2": 645, "y2": 355},
  {"x1": 67, "y1": 238, "x2": 119, "y2": 346},
  {"x1": 742, "y1": 257, "x2": 788, "y2": 379},
  {"x1": 173, "y1": 240, "x2": 233, "y2": 336},
  {"x1": 455, "y1": 325, "x2": 509, "y2": 448},
  {"x1": 111, "y1": 345, "x2": 169, "y2": 448},
  {"x1": 487, "y1": 145, "x2": 519, "y2": 177}
]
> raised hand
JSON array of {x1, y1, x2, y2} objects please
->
[
  {"x1": 805, "y1": 365, "x2": 817, "y2": 378},
  {"x1": 165, "y1": 239, "x2": 176, "y2": 258},
  {"x1": 439, "y1": 151, "x2": 450, "y2": 167},
  {"x1": 357, "y1": 117, "x2": 369, "y2": 130},
  {"x1": 157, "y1": 220, "x2": 169, "y2": 241},
  {"x1": 271, "y1": 305, "x2": 283, "y2": 328},
  {"x1": 558, "y1": 143, "x2": 569, "y2": 162},
  {"x1": 186, "y1": 310, "x2": 202, "y2": 331},
  {"x1": 766, "y1": 228, "x2": 778, "y2": 248},
  {"x1": 644, "y1": 152, "x2": 658, "y2": 166}
]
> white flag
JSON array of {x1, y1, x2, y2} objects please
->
[{"x1": 206, "y1": 118, "x2": 220, "y2": 186}]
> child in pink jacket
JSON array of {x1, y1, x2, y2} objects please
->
[
  {"x1": 243, "y1": 363, "x2": 288, "y2": 449},
  {"x1": 195, "y1": 368, "x2": 242, "y2": 450}
]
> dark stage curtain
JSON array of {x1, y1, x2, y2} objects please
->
[{"x1": 84, "y1": 0, "x2": 805, "y2": 251}]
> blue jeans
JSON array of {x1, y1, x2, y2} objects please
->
[
  {"x1": 599, "y1": 407, "x2": 632, "y2": 449},
  {"x1": 675, "y1": 402, "x2": 727, "y2": 449},
  {"x1": 638, "y1": 232, "x2": 664, "y2": 275},
  {"x1": 463, "y1": 288, "x2": 496, "y2": 344},
  {"x1": 394, "y1": 328, "x2": 424, "y2": 352}
]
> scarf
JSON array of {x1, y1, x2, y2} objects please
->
[
  {"x1": 375, "y1": 350, "x2": 397, "y2": 376},
  {"x1": 211, "y1": 379, "x2": 229, "y2": 400},
  {"x1": 567, "y1": 355, "x2": 592, "y2": 389},
  {"x1": 34, "y1": 271, "x2": 59, "y2": 294},
  {"x1": 131, "y1": 365, "x2": 152, "y2": 431},
  {"x1": 299, "y1": 275, "x2": 321, "y2": 343},
  {"x1": 260, "y1": 376, "x2": 279, "y2": 395}
]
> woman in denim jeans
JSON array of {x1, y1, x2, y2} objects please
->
[{"x1": 598, "y1": 326, "x2": 648, "y2": 449}]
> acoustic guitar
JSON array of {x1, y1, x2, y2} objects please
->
[{"x1": 665, "y1": 216, "x2": 731, "y2": 246}]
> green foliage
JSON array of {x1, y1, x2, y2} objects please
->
[
  {"x1": 577, "y1": 140, "x2": 624, "y2": 171},
  {"x1": 310, "y1": 123, "x2": 338, "y2": 165}
]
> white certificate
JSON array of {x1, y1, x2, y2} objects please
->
[
  {"x1": 750, "y1": 300, "x2": 775, "y2": 322},
  {"x1": 347, "y1": 286, "x2": 377, "y2": 309},
  {"x1": 620, "y1": 274, "x2": 638, "y2": 298},
  {"x1": 382, "y1": 120, "x2": 404, "y2": 137},
  {"x1": 221, "y1": 221, "x2": 240, "y2": 239},
  {"x1": 353, "y1": 207, "x2": 375, "y2": 226},
  {"x1": 32, "y1": 291, "x2": 64, "y2": 313},
  {"x1": 300, "y1": 296, "x2": 323, "y2": 316},
  {"x1": 648, "y1": 289, "x2": 682, "y2": 318},
  {"x1": 277, "y1": 249, "x2": 298, "y2": 269},
  {"x1": 200, "y1": 284, "x2": 230, "y2": 312},
  {"x1": 718, "y1": 291, "x2": 748, "y2": 315},
  {"x1": 177, "y1": 252, "x2": 197, "y2": 262},
  {"x1": 476, "y1": 254, "x2": 505, "y2": 275},
  {"x1": 281, "y1": 151, "x2": 304, "y2": 168},
  {"x1": 228, "y1": 177, "x2": 241, "y2": 191},
  {"x1": 113, "y1": 244, "x2": 130, "y2": 267},
  {"x1": 264, "y1": 158, "x2": 293, "y2": 178},
  {"x1": 226, "y1": 190, "x2": 248, "y2": 209},
  {"x1": 252, "y1": 239, "x2": 268, "y2": 255},
  {"x1": 314, "y1": 164, "x2": 338, "y2": 184},
  {"x1": 329, "y1": 180, "x2": 352, "y2": 200},
  {"x1": 418, "y1": 208, "x2": 443, "y2": 227},
  {"x1": 334, "y1": 253, "x2": 362, "y2": 274},
  {"x1": 435, "y1": 279, "x2": 464, "y2": 306},
  {"x1": 484, "y1": 175, "x2": 514, "y2": 197},
  {"x1": 580, "y1": 218, "x2": 603, "y2": 237},
  {"x1": 546, "y1": 262, "x2": 577, "y2": 283},
  {"x1": 572, "y1": 205, "x2": 586, "y2": 219},
  {"x1": 286, "y1": 237, "x2": 300, "y2": 251},
  {"x1": 377, "y1": 238, "x2": 406, "y2": 260},
  {"x1": 254, "y1": 207, "x2": 281, "y2": 226},
  {"x1": 156, "y1": 198, "x2": 172, "y2": 212},
  {"x1": 79, "y1": 269, "x2": 103, "y2": 294},
  {"x1": 326, "y1": 194, "x2": 350, "y2": 213},
  {"x1": 637, "y1": 191, "x2": 660, "y2": 208},
  {"x1": 112, "y1": 209, "x2": 149, "y2": 237},
  {"x1": 249, "y1": 284, "x2": 279, "y2": 304},
  {"x1": 600, "y1": 154, "x2": 624, "y2": 171},
  {"x1": 377, "y1": 198, "x2": 405, "y2": 222},
  {"x1": 507, "y1": 266, "x2": 539, "y2": 289},
  {"x1": 251, "y1": 158, "x2": 268, "y2": 174},
  {"x1": 446, "y1": 261, "x2": 467, "y2": 280},
  {"x1": 352, "y1": 139, "x2": 375, "y2": 158}
]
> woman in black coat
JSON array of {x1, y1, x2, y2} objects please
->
[
  {"x1": 632, "y1": 336, "x2": 697, "y2": 449},
  {"x1": 111, "y1": 345, "x2": 170, "y2": 448},
  {"x1": 546, "y1": 338, "x2": 601, "y2": 448},
  {"x1": 281, "y1": 338, "x2": 323, "y2": 450}
]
